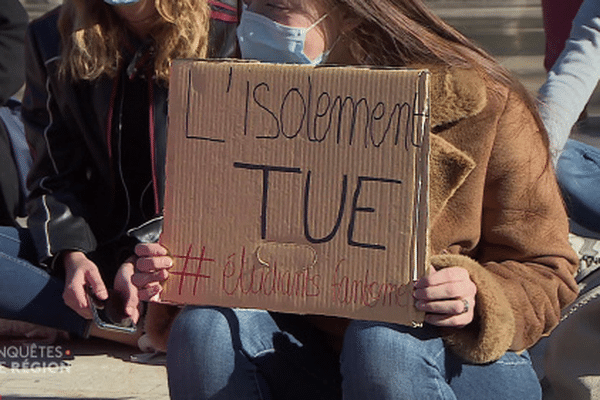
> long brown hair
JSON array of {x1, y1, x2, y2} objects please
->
[
  {"x1": 58, "y1": 0, "x2": 210, "y2": 83},
  {"x1": 327, "y1": 0, "x2": 548, "y2": 147}
]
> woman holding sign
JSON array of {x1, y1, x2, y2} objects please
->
[
  {"x1": 0, "y1": 0, "x2": 237, "y2": 342},
  {"x1": 164, "y1": 0, "x2": 579, "y2": 399}
]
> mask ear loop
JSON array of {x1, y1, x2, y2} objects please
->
[
  {"x1": 302, "y1": 14, "x2": 330, "y2": 63},
  {"x1": 306, "y1": 13, "x2": 329, "y2": 32},
  {"x1": 318, "y1": 33, "x2": 344, "y2": 65}
]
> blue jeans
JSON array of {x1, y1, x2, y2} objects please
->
[
  {"x1": 557, "y1": 139, "x2": 600, "y2": 236},
  {"x1": 0, "y1": 226, "x2": 89, "y2": 336},
  {"x1": 167, "y1": 307, "x2": 541, "y2": 400}
]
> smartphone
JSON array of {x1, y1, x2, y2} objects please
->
[{"x1": 86, "y1": 287, "x2": 137, "y2": 334}]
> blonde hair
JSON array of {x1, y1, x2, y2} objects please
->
[{"x1": 58, "y1": 0, "x2": 210, "y2": 84}]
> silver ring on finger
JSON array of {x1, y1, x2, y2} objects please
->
[{"x1": 460, "y1": 298, "x2": 469, "y2": 314}]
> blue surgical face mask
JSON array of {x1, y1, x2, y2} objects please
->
[
  {"x1": 236, "y1": 10, "x2": 329, "y2": 65},
  {"x1": 104, "y1": 0, "x2": 140, "y2": 5}
]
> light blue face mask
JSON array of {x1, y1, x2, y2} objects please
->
[
  {"x1": 104, "y1": 0, "x2": 140, "y2": 5},
  {"x1": 236, "y1": 10, "x2": 329, "y2": 65}
]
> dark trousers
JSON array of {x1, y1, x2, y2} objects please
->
[{"x1": 0, "y1": 121, "x2": 21, "y2": 226}]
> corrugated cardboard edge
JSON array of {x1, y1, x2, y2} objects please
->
[{"x1": 161, "y1": 60, "x2": 431, "y2": 326}]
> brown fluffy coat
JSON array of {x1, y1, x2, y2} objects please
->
[{"x1": 145, "y1": 66, "x2": 579, "y2": 364}]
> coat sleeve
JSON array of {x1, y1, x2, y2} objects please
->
[
  {"x1": 22, "y1": 13, "x2": 98, "y2": 265},
  {"x1": 435, "y1": 90, "x2": 579, "y2": 363},
  {"x1": 537, "y1": 0, "x2": 600, "y2": 162}
]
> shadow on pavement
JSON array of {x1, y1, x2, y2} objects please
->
[{"x1": 0, "y1": 336, "x2": 140, "y2": 366}]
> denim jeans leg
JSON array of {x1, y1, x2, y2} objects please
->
[
  {"x1": 341, "y1": 320, "x2": 456, "y2": 400},
  {"x1": 0, "y1": 226, "x2": 89, "y2": 336},
  {"x1": 448, "y1": 350, "x2": 541, "y2": 400},
  {"x1": 167, "y1": 307, "x2": 278, "y2": 400},
  {"x1": 340, "y1": 320, "x2": 541, "y2": 400},
  {"x1": 166, "y1": 307, "x2": 341, "y2": 400},
  {"x1": 557, "y1": 139, "x2": 600, "y2": 234}
]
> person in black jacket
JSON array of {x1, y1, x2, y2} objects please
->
[
  {"x1": 0, "y1": 0, "x2": 238, "y2": 341},
  {"x1": 0, "y1": 0, "x2": 28, "y2": 226}
]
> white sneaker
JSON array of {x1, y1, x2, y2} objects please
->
[{"x1": 136, "y1": 333, "x2": 157, "y2": 353}]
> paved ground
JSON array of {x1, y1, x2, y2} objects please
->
[
  {"x1": 0, "y1": 336, "x2": 169, "y2": 400},
  {"x1": 2, "y1": 0, "x2": 598, "y2": 399}
]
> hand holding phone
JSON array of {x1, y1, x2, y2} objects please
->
[{"x1": 86, "y1": 286, "x2": 137, "y2": 334}]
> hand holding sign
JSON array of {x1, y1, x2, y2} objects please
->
[
  {"x1": 413, "y1": 266, "x2": 477, "y2": 328},
  {"x1": 131, "y1": 243, "x2": 172, "y2": 301}
]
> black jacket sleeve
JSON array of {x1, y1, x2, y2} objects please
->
[{"x1": 23, "y1": 11, "x2": 99, "y2": 264}]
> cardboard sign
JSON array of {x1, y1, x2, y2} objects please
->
[{"x1": 161, "y1": 60, "x2": 430, "y2": 326}]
